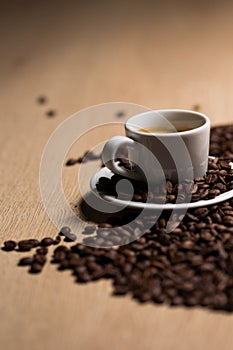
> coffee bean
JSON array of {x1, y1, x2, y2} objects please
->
[
  {"x1": 116, "y1": 111, "x2": 125, "y2": 118},
  {"x1": 58, "y1": 260, "x2": 69, "y2": 270},
  {"x1": 53, "y1": 235, "x2": 61, "y2": 245},
  {"x1": 33, "y1": 254, "x2": 46, "y2": 265},
  {"x1": 29, "y1": 263, "x2": 43, "y2": 273},
  {"x1": 54, "y1": 245, "x2": 68, "y2": 253},
  {"x1": 37, "y1": 95, "x2": 47, "y2": 105},
  {"x1": 194, "y1": 208, "x2": 209, "y2": 218},
  {"x1": 200, "y1": 231, "x2": 214, "y2": 241},
  {"x1": 98, "y1": 223, "x2": 113, "y2": 228},
  {"x1": 182, "y1": 240, "x2": 194, "y2": 250},
  {"x1": 3, "y1": 240, "x2": 16, "y2": 251},
  {"x1": 36, "y1": 247, "x2": 48, "y2": 255},
  {"x1": 28, "y1": 239, "x2": 40, "y2": 248},
  {"x1": 53, "y1": 251, "x2": 66, "y2": 263},
  {"x1": 66, "y1": 158, "x2": 77, "y2": 166},
  {"x1": 64, "y1": 233, "x2": 77, "y2": 242},
  {"x1": 83, "y1": 226, "x2": 96, "y2": 235},
  {"x1": 46, "y1": 109, "x2": 56, "y2": 117},
  {"x1": 18, "y1": 257, "x2": 33, "y2": 266},
  {"x1": 215, "y1": 183, "x2": 226, "y2": 191},
  {"x1": 60, "y1": 226, "x2": 71, "y2": 235},
  {"x1": 192, "y1": 104, "x2": 200, "y2": 111},
  {"x1": 40, "y1": 237, "x2": 54, "y2": 246},
  {"x1": 18, "y1": 240, "x2": 34, "y2": 251},
  {"x1": 84, "y1": 151, "x2": 100, "y2": 161}
]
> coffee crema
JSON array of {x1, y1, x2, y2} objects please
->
[{"x1": 138, "y1": 126, "x2": 194, "y2": 134}]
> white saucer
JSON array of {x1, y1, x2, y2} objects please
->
[{"x1": 90, "y1": 160, "x2": 233, "y2": 210}]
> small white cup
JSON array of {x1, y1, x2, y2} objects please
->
[{"x1": 102, "y1": 109, "x2": 210, "y2": 184}]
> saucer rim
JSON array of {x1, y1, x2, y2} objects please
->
[{"x1": 90, "y1": 157, "x2": 233, "y2": 210}]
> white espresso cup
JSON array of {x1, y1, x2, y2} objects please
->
[{"x1": 102, "y1": 109, "x2": 210, "y2": 184}]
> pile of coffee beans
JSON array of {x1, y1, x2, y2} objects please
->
[
  {"x1": 210, "y1": 125, "x2": 233, "y2": 161},
  {"x1": 53, "y1": 200, "x2": 233, "y2": 309},
  {"x1": 4, "y1": 124, "x2": 233, "y2": 312},
  {"x1": 2, "y1": 234, "x2": 63, "y2": 273},
  {"x1": 96, "y1": 157, "x2": 233, "y2": 204}
]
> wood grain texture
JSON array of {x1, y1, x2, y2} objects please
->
[{"x1": 1, "y1": 1, "x2": 233, "y2": 349}]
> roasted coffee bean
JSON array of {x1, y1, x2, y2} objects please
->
[
  {"x1": 36, "y1": 247, "x2": 48, "y2": 255},
  {"x1": 37, "y1": 95, "x2": 47, "y2": 105},
  {"x1": 98, "y1": 223, "x2": 113, "y2": 228},
  {"x1": 84, "y1": 151, "x2": 100, "y2": 161},
  {"x1": 66, "y1": 158, "x2": 77, "y2": 166},
  {"x1": 18, "y1": 240, "x2": 34, "y2": 251},
  {"x1": 18, "y1": 257, "x2": 33, "y2": 266},
  {"x1": 116, "y1": 110, "x2": 125, "y2": 118},
  {"x1": 215, "y1": 183, "x2": 226, "y2": 191},
  {"x1": 53, "y1": 235, "x2": 61, "y2": 245},
  {"x1": 194, "y1": 208, "x2": 209, "y2": 218},
  {"x1": 58, "y1": 260, "x2": 69, "y2": 270},
  {"x1": 212, "y1": 213, "x2": 222, "y2": 223},
  {"x1": 46, "y1": 109, "x2": 56, "y2": 117},
  {"x1": 28, "y1": 239, "x2": 40, "y2": 248},
  {"x1": 64, "y1": 233, "x2": 77, "y2": 242},
  {"x1": 83, "y1": 226, "x2": 96, "y2": 235},
  {"x1": 54, "y1": 245, "x2": 68, "y2": 253},
  {"x1": 40, "y1": 237, "x2": 54, "y2": 246},
  {"x1": 200, "y1": 231, "x2": 215, "y2": 241},
  {"x1": 33, "y1": 254, "x2": 46, "y2": 265},
  {"x1": 77, "y1": 156, "x2": 86, "y2": 164},
  {"x1": 29, "y1": 263, "x2": 43, "y2": 273},
  {"x1": 60, "y1": 226, "x2": 71, "y2": 236},
  {"x1": 192, "y1": 104, "x2": 201, "y2": 111},
  {"x1": 2, "y1": 240, "x2": 16, "y2": 251},
  {"x1": 52, "y1": 251, "x2": 66, "y2": 263}
]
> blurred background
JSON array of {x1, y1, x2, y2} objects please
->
[{"x1": 1, "y1": 0, "x2": 233, "y2": 123}]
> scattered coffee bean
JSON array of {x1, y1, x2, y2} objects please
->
[
  {"x1": 33, "y1": 254, "x2": 46, "y2": 265},
  {"x1": 83, "y1": 226, "x2": 96, "y2": 235},
  {"x1": 64, "y1": 233, "x2": 77, "y2": 242},
  {"x1": 37, "y1": 95, "x2": 47, "y2": 105},
  {"x1": 40, "y1": 237, "x2": 54, "y2": 247},
  {"x1": 116, "y1": 111, "x2": 125, "y2": 118},
  {"x1": 29, "y1": 263, "x2": 43, "y2": 274},
  {"x1": 18, "y1": 240, "x2": 34, "y2": 251},
  {"x1": 28, "y1": 239, "x2": 40, "y2": 248},
  {"x1": 84, "y1": 151, "x2": 100, "y2": 161},
  {"x1": 53, "y1": 235, "x2": 61, "y2": 245},
  {"x1": 2, "y1": 240, "x2": 16, "y2": 251},
  {"x1": 18, "y1": 257, "x2": 33, "y2": 266},
  {"x1": 60, "y1": 226, "x2": 71, "y2": 236},
  {"x1": 46, "y1": 109, "x2": 56, "y2": 118},
  {"x1": 36, "y1": 247, "x2": 48, "y2": 255},
  {"x1": 192, "y1": 104, "x2": 201, "y2": 111},
  {"x1": 66, "y1": 158, "x2": 77, "y2": 166}
]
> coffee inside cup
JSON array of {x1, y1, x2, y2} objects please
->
[{"x1": 138, "y1": 125, "x2": 195, "y2": 134}]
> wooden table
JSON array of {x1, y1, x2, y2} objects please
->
[{"x1": 1, "y1": 1, "x2": 233, "y2": 349}]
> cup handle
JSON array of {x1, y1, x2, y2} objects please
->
[{"x1": 102, "y1": 136, "x2": 142, "y2": 180}]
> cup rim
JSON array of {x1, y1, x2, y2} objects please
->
[{"x1": 125, "y1": 109, "x2": 210, "y2": 137}]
